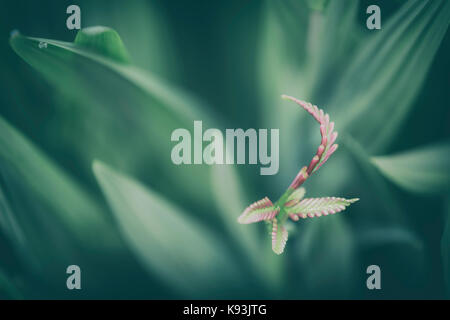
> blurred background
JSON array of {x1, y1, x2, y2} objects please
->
[{"x1": 0, "y1": 0, "x2": 449, "y2": 299}]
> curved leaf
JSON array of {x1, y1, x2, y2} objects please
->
[
  {"x1": 74, "y1": 26, "x2": 131, "y2": 63},
  {"x1": 10, "y1": 30, "x2": 217, "y2": 211},
  {"x1": 0, "y1": 186, "x2": 25, "y2": 250},
  {"x1": 82, "y1": 0, "x2": 177, "y2": 76},
  {"x1": 0, "y1": 116, "x2": 120, "y2": 251},
  {"x1": 296, "y1": 216, "x2": 355, "y2": 298},
  {"x1": 342, "y1": 134, "x2": 405, "y2": 221},
  {"x1": 287, "y1": 187, "x2": 306, "y2": 202},
  {"x1": 92, "y1": 160, "x2": 241, "y2": 297},
  {"x1": 371, "y1": 143, "x2": 450, "y2": 194},
  {"x1": 331, "y1": 0, "x2": 450, "y2": 152},
  {"x1": 0, "y1": 116, "x2": 128, "y2": 293},
  {"x1": 237, "y1": 197, "x2": 279, "y2": 224}
]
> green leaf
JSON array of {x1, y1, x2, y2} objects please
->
[
  {"x1": 92, "y1": 160, "x2": 241, "y2": 297},
  {"x1": 210, "y1": 165, "x2": 274, "y2": 285},
  {"x1": 74, "y1": 26, "x2": 130, "y2": 63},
  {"x1": 341, "y1": 134, "x2": 405, "y2": 221},
  {"x1": 82, "y1": 0, "x2": 177, "y2": 76},
  {"x1": 0, "y1": 116, "x2": 128, "y2": 292},
  {"x1": 0, "y1": 268, "x2": 22, "y2": 299},
  {"x1": 331, "y1": 0, "x2": 450, "y2": 152},
  {"x1": 358, "y1": 227, "x2": 423, "y2": 251},
  {"x1": 296, "y1": 216, "x2": 355, "y2": 298},
  {"x1": 287, "y1": 196, "x2": 359, "y2": 218},
  {"x1": 257, "y1": 0, "x2": 311, "y2": 187},
  {"x1": 258, "y1": 0, "x2": 359, "y2": 186},
  {"x1": 0, "y1": 186, "x2": 25, "y2": 250},
  {"x1": 286, "y1": 187, "x2": 305, "y2": 204},
  {"x1": 0, "y1": 116, "x2": 120, "y2": 252},
  {"x1": 271, "y1": 218, "x2": 288, "y2": 255},
  {"x1": 371, "y1": 143, "x2": 450, "y2": 194},
  {"x1": 237, "y1": 197, "x2": 279, "y2": 224},
  {"x1": 442, "y1": 195, "x2": 450, "y2": 297},
  {"x1": 210, "y1": 165, "x2": 259, "y2": 251},
  {"x1": 305, "y1": 0, "x2": 359, "y2": 99},
  {"x1": 10, "y1": 29, "x2": 217, "y2": 210}
]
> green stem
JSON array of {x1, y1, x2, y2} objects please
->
[{"x1": 274, "y1": 187, "x2": 295, "y2": 224}]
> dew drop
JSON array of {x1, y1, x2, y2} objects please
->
[
  {"x1": 38, "y1": 41, "x2": 48, "y2": 49},
  {"x1": 10, "y1": 29, "x2": 20, "y2": 38}
]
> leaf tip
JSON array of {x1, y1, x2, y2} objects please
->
[{"x1": 74, "y1": 26, "x2": 131, "y2": 64}]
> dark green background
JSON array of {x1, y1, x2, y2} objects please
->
[{"x1": 0, "y1": 0, "x2": 449, "y2": 299}]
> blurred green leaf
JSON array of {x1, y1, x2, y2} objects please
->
[
  {"x1": 258, "y1": 0, "x2": 310, "y2": 169},
  {"x1": 0, "y1": 268, "x2": 22, "y2": 299},
  {"x1": 306, "y1": 0, "x2": 359, "y2": 100},
  {"x1": 342, "y1": 134, "x2": 405, "y2": 221},
  {"x1": 74, "y1": 26, "x2": 130, "y2": 63},
  {"x1": 0, "y1": 116, "x2": 120, "y2": 251},
  {"x1": 10, "y1": 30, "x2": 217, "y2": 211},
  {"x1": 0, "y1": 185, "x2": 25, "y2": 251},
  {"x1": 371, "y1": 143, "x2": 450, "y2": 194},
  {"x1": 82, "y1": 0, "x2": 177, "y2": 77},
  {"x1": 210, "y1": 165, "x2": 261, "y2": 258},
  {"x1": 93, "y1": 160, "x2": 241, "y2": 297},
  {"x1": 331, "y1": 0, "x2": 450, "y2": 152},
  {"x1": 442, "y1": 195, "x2": 450, "y2": 297},
  {"x1": 0, "y1": 116, "x2": 129, "y2": 294},
  {"x1": 296, "y1": 216, "x2": 356, "y2": 298},
  {"x1": 358, "y1": 226, "x2": 423, "y2": 251},
  {"x1": 258, "y1": 0, "x2": 359, "y2": 187}
]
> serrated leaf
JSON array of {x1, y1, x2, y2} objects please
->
[
  {"x1": 371, "y1": 143, "x2": 450, "y2": 194},
  {"x1": 92, "y1": 160, "x2": 241, "y2": 297},
  {"x1": 271, "y1": 218, "x2": 288, "y2": 255},
  {"x1": 237, "y1": 197, "x2": 279, "y2": 224},
  {"x1": 287, "y1": 197, "x2": 359, "y2": 218}
]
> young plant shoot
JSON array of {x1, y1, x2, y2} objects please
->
[{"x1": 238, "y1": 95, "x2": 359, "y2": 255}]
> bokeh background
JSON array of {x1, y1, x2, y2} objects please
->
[{"x1": 0, "y1": 0, "x2": 449, "y2": 299}]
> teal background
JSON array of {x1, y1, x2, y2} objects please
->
[{"x1": 0, "y1": 0, "x2": 449, "y2": 299}]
